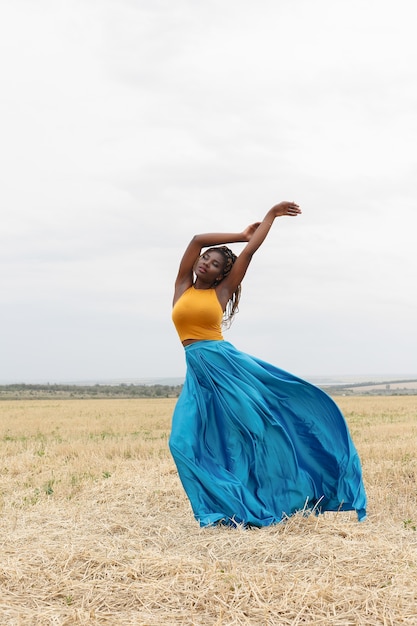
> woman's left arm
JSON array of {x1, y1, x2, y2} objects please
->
[{"x1": 217, "y1": 201, "x2": 301, "y2": 303}]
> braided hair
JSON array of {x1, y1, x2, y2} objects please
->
[{"x1": 206, "y1": 246, "x2": 241, "y2": 328}]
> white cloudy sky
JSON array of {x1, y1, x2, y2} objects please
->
[{"x1": 1, "y1": 0, "x2": 416, "y2": 382}]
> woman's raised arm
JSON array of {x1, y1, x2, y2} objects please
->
[
  {"x1": 174, "y1": 230, "x2": 249, "y2": 302},
  {"x1": 216, "y1": 201, "x2": 301, "y2": 306}
]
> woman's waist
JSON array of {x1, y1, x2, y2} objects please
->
[{"x1": 183, "y1": 339, "x2": 225, "y2": 350}]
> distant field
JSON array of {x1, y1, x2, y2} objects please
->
[{"x1": 0, "y1": 396, "x2": 416, "y2": 625}]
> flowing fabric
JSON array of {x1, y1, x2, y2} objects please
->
[{"x1": 169, "y1": 340, "x2": 367, "y2": 527}]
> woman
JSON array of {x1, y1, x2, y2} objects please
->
[{"x1": 170, "y1": 200, "x2": 367, "y2": 527}]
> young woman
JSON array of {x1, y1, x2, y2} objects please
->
[{"x1": 170, "y1": 200, "x2": 367, "y2": 527}]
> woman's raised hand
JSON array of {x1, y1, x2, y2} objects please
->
[
  {"x1": 271, "y1": 201, "x2": 301, "y2": 217},
  {"x1": 242, "y1": 222, "x2": 261, "y2": 241}
]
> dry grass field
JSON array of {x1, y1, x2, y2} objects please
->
[{"x1": 0, "y1": 396, "x2": 416, "y2": 625}]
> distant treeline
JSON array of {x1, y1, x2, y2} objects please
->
[
  {"x1": 1, "y1": 381, "x2": 416, "y2": 401},
  {"x1": 321, "y1": 379, "x2": 417, "y2": 396},
  {"x1": 0, "y1": 383, "x2": 183, "y2": 400}
]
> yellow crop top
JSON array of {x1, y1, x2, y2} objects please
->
[{"x1": 172, "y1": 286, "x2": 224, "y2": 343}]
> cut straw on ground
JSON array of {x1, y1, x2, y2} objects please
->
[{"x1": 0, "y1": 397, "x2": 416, "y2": 625}]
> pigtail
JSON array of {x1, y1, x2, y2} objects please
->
[{"x1": 207, "y1": 246, "x2": 241, "y2": 328}]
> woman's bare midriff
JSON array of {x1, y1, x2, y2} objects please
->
[{"x1": 182, "y1": 339, "x2": 200, "y2": 346}]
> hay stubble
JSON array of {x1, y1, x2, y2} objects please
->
[{"x1": 0, "y1": 397, "x2": 416, "y2": 625}]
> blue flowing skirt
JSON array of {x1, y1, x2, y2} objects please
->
[{"x1": 169, "y1": 340, "x2": 367, "y2": 527}]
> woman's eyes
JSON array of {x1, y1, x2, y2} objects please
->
[{"x1": 202, "y1": 255, "x2": 218, "y2": 267}]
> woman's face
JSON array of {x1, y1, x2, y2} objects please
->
[{"x1": 195, "y1": 250, "x2": 226, "y2": 284}]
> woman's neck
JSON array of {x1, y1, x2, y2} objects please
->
[{"x1": 193, "y1": 280, "x2": 214, "y2": 290}]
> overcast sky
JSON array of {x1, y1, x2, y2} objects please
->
[{"x1": 1, "y1": 0, "x2": 416, "y2": 383}]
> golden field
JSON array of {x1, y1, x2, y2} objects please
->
[{"x1": 0, "y1": 396, "x2": 416, "y2": 625}]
